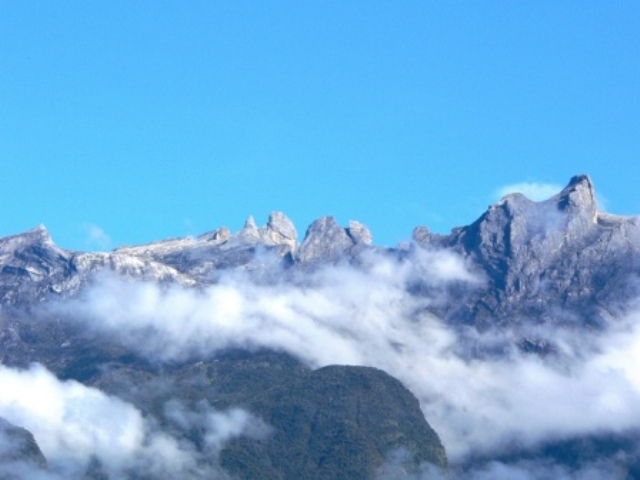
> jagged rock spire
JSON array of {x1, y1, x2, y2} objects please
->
[
  {"x1": 243, "y1": 216, "x2": 258, "y2": 230},
  {"x1": 296, "y1": 217, "x2": 372, "y2": 263},
  {"x1": 347, "y1": 220, "x2": 372, "y2": 245},
  {"x1": 236, "y1": 212, "x2": 298, "y2": 251},
  {"x1": 24, "y1": 224, "x2": 52, "y2": 243},
  {"x1": 0, "y1": 224, "x2": 55, "y2": 251},
  {"x1": 265, "y1": 212, "x2": 297, "y2": 250},
  {"x1": 553, "y1": 174, "x2": 597, "y2": 220}
]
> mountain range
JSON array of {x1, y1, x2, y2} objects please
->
[{"x1": 1, "y1": 175, "x2": 639, "y2": 479}]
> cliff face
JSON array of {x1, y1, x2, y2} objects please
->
[{"x1": 414, "y1": 175, "x2": 640, "y2": 329}]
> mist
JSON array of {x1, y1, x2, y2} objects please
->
[
  {"x1": 0, "y1": 363, "x2": 270, "y2": 478},
  {"x1": 33, "y1": 245, "x2": 640, "y2": 474}
]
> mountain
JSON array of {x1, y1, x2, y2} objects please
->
[
  {"x1": 413, "y1": 175, "x2": 640, "y2": 330},
  {"x1": 0, "y1": 212, "x2": 377, "y2": 309},
  {"x1": 1, "y1": 174, "x2": 639, "y2": 478},
  {"x1": 4, "y1": 174, "x2": 639, "y2": 330},
  {"x1": 0, "y1": 215, "x2": 446, "y2": 477}
]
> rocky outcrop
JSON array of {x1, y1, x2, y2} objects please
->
[
  {"x1": 0, "y1": 226, "x2": 73, "y2": 305},
  {"x1": 237, "y1": 212, "x2": 297, "y2": 251},
  {"x1": 0, "y1": 417, "x2": 47, "y2": 475},
  {"x1": 347, "y1": 220, "x2": 373, "y2": 245},
  {"x1": 0, "y1": 213, "x2": 378, "y2": 306},
  {"x1": 266, "y1": 212, "x2": 298, "y2": 249},
  {"x1": 413, "y1": 175, "x2": 640, "y2": 327},
  {"x1": 295, "y1": 217, "x2": 372, "y2": 264},
  {"x1": 2, "y1": 175, "x2": 639, "y2": 330},
  {"x1": 557, "y1": 174, "x2": 598, "y2": 219}
]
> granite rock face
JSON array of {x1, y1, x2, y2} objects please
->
[
  {"x1": 0, "y1": 212, "x2": 357, "y2": 306},
  {"x1": 237, "y1": 212, "x2": 297, "y2": 251},
  {"x1": 347, "y1": 220, "x2": 373, "y2": 246},
  {"x1": 295, "y1": 217, "x2": 361, "y2": 264},
  {"x1": 2, "y1": 175, "x2": 640, "y2": 330},
  {"x1": 414, "y1": 175, "x2": 640, "y2": 328},
  {"x1": 0, "y1": 225, "x2": 74, "y2": 305},
  {"x1": 265, "y1": 211, "x2": 298, "y2": 250}
]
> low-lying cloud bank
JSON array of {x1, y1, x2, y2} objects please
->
[
  {"x1": 37, "y1": 246, "x2": 640, "y2": 474},
  {"x1": 0, "y1": 363, "x2": 268, "y2": 478}
]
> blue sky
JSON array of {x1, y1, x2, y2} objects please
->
[{"x1": 1, "y1": 2, "x2": 639, "y2": 250}]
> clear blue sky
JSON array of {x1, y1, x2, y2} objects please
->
[{"x1": 1, "y1": 2, "x2": 639, "y2": 250}]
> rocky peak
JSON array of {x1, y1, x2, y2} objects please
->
[
  {"x1": 243, "y1": 216, "x2": 258, "y2": 231},
  {"x1": 0, "y1": 225, "x2": 54, "y2": 251},
  {"x1": 296, "y1": 216, "x2": 371, "y2": 263},
  {"x1": 409, "y1": 174, "x2": 640, "y2": 328},
  {"x1": 236, "y1": 212, "x2": 297, "y2": 252},
  {"x1": 347, "y1": 220, "x2": 373, "y2": 245},
  {"x1": 553, "y1": 174, "x2": 597, "y2": 220},
  {"x1": 237, "y1": 216, "x2": 259, "y2": 241},
  {"x1": 450, "y1": 175, "x2": 599, "y2": 255},
  {"x1": 198, "y1": 227, "x2": 231, "y2": 244},
  {"x1": 265, "y1": 212, "x2": 297, "y2": 250},
  {"x1": 28, "y1": 224, "x2": 53, "y2": 242}
]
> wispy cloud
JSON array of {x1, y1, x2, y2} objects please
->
[
  {"x1": 495, "y1": 182, "x2": 563, "y2": 202},
  {"x1": 82, "y1": 224, "x2": 113, "y2": 250},
  {"x1": 48, "y1": 246, "x2": 640, "y2": 470},
  {"x1": 0, "y1": 363, "x2": 267, "y2": 479}
]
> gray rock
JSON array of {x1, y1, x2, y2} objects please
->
[
  {"x1": 233, "y1": 212, "x2": 297, "y2": 252},
  {"x1": 347, "y1": 220, "x2": 373, "y2": 245},
  {"x1": 237, "y1": 215, "x2": 260, "y2": 242},
  {"x1": 0, "y1": 417, "x2": 47, "y2": 471},
  {"x1": 198, "y1": 227, "x2": 231, "y2": 244},
  {"x1": 2, "y1": 174, "x2": 639, "y2": 333},
  {"x1": 0, "y1": 225, "x2": 73, "y2": 305},
  {"x1": 295, "y1": 217, "x2": 359, "y2": 264},
  {"x1": 415, "y1": 174, "x2": 640, "y2": 328},
  {"x1": 2, "y1": 173, "x2": 640, "y2": 478},
  {"x1": 265, "y1": 212, "x2": 297, "y2": 250},
  {"x1": 411, "y1": 226, "x2": 431, "y2": 245},
  {"x1": 556, "y1": 174, "x2": 597, "y2": 218}
]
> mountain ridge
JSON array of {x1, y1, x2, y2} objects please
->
[
  {"x1": 3, "y1": 174, "x2": 639, "y2": 324},
  {"x1": 2, "y1": 174, "x2": 640, "y2": 478}
]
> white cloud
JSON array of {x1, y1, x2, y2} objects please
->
[
  {"x1": 0, "y1": 363, "x2": 145, "y2": 476},
  {"x1": 456, "y1": 459, "x2": 622, "y2": 480},
  {"x1": 0, "y1": 363, "x2": 267, "y2": 478},
  {"x1": 41, "y1": 246, "x2": 640, "y2": 472},
  {"x1": 83, "y1": 224, "x2": 113, "y2": 250},
  {"x1": 164, "y1": 400, "x2": 271, "y2": 454},
  {"x1": 495, "y1": 182, "x2": 563, "y2": 202}
]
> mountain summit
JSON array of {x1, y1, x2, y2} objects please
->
[
  {"x1": 554, "y1": 174, "x2": 597, "y2": 218},
  {"x1": 2, "y1": 175, "x2": 638, "y2": 326},
  {"x1": 412, "y1": 175, "x2": 640, "y2": 328}
]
